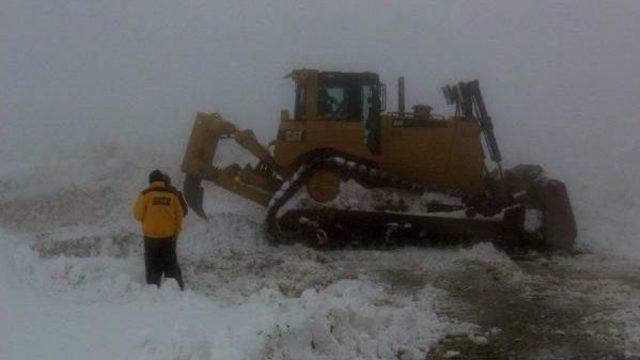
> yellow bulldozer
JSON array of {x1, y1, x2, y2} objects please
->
[{"x1": 181, "y1": 69, "x2": 577, "y2": 251}]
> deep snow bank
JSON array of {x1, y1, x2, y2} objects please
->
[
  {"x1": 2, "y1": 231, "x2": 278, "y2": 360},
  {"x1": 1, "y1": 223, "x2": 455, "y2": 360}
]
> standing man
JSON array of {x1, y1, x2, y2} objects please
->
[{"x1": 133, "y1": 170, "x2": 185, "y2": 290}]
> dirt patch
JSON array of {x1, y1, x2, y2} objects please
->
[
  {"x1": 427, "y1": 258, "x2": 632, "y2": 359},
  {"x1": 32, "y1": 230, "x2": 141, "y2": 258},
  {"x1": 0, "y1": 186, "x2": 121, "y2": 231},
  {"x1": 184, "y1": 247, "x2": 343, "y2": 300}
]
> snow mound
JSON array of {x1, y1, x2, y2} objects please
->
[
  {"x1": 5, "y1": 240, "x2": 452, "y2": 360},
  {"x1": 262, "y1": 280, "x2": 447, "y2": 360},
  {"x1": 179, "y1": 212, "x2": 265, "y2": 259},
  {"x1": 456, "y1": 242, "x2": 514, "y2": 266}
]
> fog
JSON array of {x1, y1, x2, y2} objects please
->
[{"x1": 2, "y1": 0, "x2": 640, "y2": 253}]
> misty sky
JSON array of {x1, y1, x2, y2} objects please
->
[
  {"x1": 2, "y1": 1, "x2": 640, "y2": 247},
  {"x1": 3, "y1": 0, "x2": 638, "y2": 158}
]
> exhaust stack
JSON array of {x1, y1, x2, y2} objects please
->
[{"x1": 398, "y1": 76, "x2": 405, "y2": 116}]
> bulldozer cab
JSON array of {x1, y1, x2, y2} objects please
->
[
  {"x1": 289, "y1": 69, "x2": 383, "y2": 120},
  {"x1": 287, "y1": 69, "x2": 385, "y2": 153}
]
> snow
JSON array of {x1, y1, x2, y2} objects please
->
[
  {"x1": 443, "y1": 350, "x2": 461, "y2": 358},
  {"x1": 262, "y1": 280, "x2": 447, "y2": 359},
  {"x1": 0, "y1": 151, "x2": 458, "y2": 359},
  {"x1": 0, "y1": 220, "x2": 457, "y2": 359},
  {"x1": 524, "y1": 208, "x2": 543, "y2": 233},
  {"x1": 467, "y1": 334, "x2": 489, "y2": 346},
  {"x1": 288, "y1": 178, "x2": 464, "y2": 215}
]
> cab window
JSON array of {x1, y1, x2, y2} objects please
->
[
  {"x1": 318, "y1": 87, "x2": 347, "y2": 119},
  {"x1": 361, "y1": 85, "x2": 373, "y2": 123},
  {"x1": 294, "y1": 84, "x2": 305, "y2": 120}
]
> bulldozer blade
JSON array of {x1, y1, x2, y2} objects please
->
[
  {"x1": 541, "y1": 179, "x2": 577, "y2": 252},
  {"x1": 183, "y1": 175, "x2": 207, "y2": 219}
]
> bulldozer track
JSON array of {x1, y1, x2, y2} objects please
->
[{"x1": 265, "y1": 152, "x2": 515, "y2": 246}]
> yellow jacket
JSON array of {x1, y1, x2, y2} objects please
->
[{"x1": 133, "y1": 181, "x2": 184, "y2": 238}]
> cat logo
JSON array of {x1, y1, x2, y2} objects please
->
[
  {"x1": 278, "y1": 129, "x2": 304, "y2": 142},
  {"x1": 152, "y1": 197, "x2": 171, "y2": 206}
]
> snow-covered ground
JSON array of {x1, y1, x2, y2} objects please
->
[
  {"x1": 0, "y1": 147, "x2": 452, "y2": 359},
  {"x1": 2, "y1": 145, "x2": 640, "y2": 359}
]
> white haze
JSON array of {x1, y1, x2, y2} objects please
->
[{"x1": 2, "y1": 0, "x2": 640, "y2": 254}]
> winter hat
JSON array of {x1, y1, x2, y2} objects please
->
[{"x1": 148, "y1": 169, "x2": 165, "y2": 183}]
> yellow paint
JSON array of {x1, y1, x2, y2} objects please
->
[
  {"x1": 274, "y1": 115, "x2": 485, "y2": 194},
  {"x1": 306, "y1": 169, "x2": 341, "y2": 202}
]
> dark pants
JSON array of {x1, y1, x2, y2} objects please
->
[{"x1": 144, "y1": 236, "x2": 184, "y2": 290}]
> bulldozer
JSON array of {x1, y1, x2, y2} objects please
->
[{"x1": 181, "y1": 69, "x2": 577, "y2": 252}]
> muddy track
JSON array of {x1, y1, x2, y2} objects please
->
[
  {"x1": 426, "y1": 258, "x2": 634, "y2": 359},
  {"x1": 0, "y1": 186, "x2": 121, "y2": 232},
  {"x1": 182, "y1": 245, "x2": 639, "y2": 358}
]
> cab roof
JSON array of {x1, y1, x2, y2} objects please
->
[{"x1": 286, "y1": 69, "x2": 379, "y2": 83}]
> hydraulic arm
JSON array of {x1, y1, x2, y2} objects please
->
[
  {"x1": 181, "y1": 112, "x2": 281, "y2": 218},
  {"x1": 443, "y1": 80, "x2": 503, "y2": 173}
]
